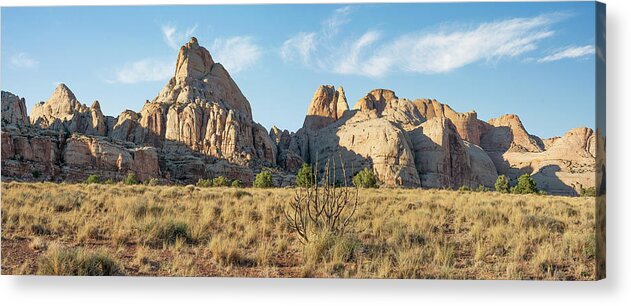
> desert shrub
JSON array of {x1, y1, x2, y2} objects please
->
[
  {"x1": 32, "y1": 170, "x2": 42, "y2": 179},
  {"x1": 285, "y1": 158, "x2": 359, "y2": 243},
  {"x1": 231, "y1": 179, "x2": 244, "y2": 188},
  {"x1": 123, "y1": 172, "x2": 138, "y2": 185},
  {"x1": 145, "y1": 220, "x2": 191, "y2": 246},
  {"x1": 144, "y1": 178, "x2": 160, "y2": 186},
  {"x1": 522, "y1": 215, "x2": 566, "y2": 234},
  {"x1": 580, "y1": 186, "x2": 596, "y2": 197},
  {"x1": 85, "y1": 174, "x2": 100, "y2": 184},
  {"x1": 353, "y1": 168, "x2": 377, "y2": 188},
  {"x1": 212, "y1": 176, "x2": 231, "y2": 187},
  {"x1": 208, "y1": 235, "x2": 253, "y2": 267},
  {"x1": 295, "y1": 163, "x2": 314, "y2": 188},
  {"x1": 458, "y1": 185, "x2": 470, "y2": 192},
  {"x1": 511, "y1": 174, "x2": 538, "y2": 194},
  {"x1": 196, "y1": 178, "x2": 213, "y2": 188},
  {"x1": 37, "y1": 246, "x2": 122, "y2": 276},
  {"x1": 104, "y1": 178, "x2": 115, "y2": 184},
  {"x1": 254, "y1": 171, "x2": 273, "y2": 188},
  {"x1": 494, "y1": 175, "x2": 510, "y2": 193}
]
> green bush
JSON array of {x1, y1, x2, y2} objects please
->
[
  {"x1": 212, "y1": 176, "x2": 231, "y2": 187},
  {"x1": 511, "y1": 174, "x2": 538, "y2": 194},
  {"x1": 295, "y1": 163, "x2": 314, "y2": 188},
  {"x1": 494, "y1": 175, "x2": 510, "y2": 193},
  {"x1": 196, "y1": 178, "x2": 212, "y2": 188},
  {"x1": 580, "y1": 186, "x2": 596, "y2": 197},
  {"x1": 123, "y1": 172, "x2": 138, "y2": 185},
  {"x1": 458, "y1": 185, "x2": 470, "y2": 192},
  {"x1": 253, "y1": 171, "x2": 273, "y2": 188},
  {"x1": 231, "y1": 179, "x2": 244, "y2": 188},
  {"x1": 85, "y1": 174, "x2": 100, "y2": 184},
  {"x1": 32, "y1": 170, "x2": 42, "y2": 179},
  {"x1": 104, "y1": 178, "x2": 115, "y2": 185},
  {"x1": 352, "y1": 168, "x2": 377, "y2": 188}
]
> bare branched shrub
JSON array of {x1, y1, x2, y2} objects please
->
[{"x1": 284, "y1": 156, "x2": 359, "y2": 243}]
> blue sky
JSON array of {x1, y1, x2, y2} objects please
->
[{"x1": 1, "y1": 2, "x2": 597, "y2": 138}]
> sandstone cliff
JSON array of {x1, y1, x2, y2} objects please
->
[{"x1": 0, "y1": 37, "x2": 598, "y2": 194}]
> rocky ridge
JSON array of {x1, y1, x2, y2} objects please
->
[{"x1": 1, "y1": 37, "x2": 598, "y2": 195}]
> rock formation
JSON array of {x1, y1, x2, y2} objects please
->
[
  {"x1": 303, "y1": 85, "x2": 349, "y2": 130},
  {"x1": 1, "y1": 91, "x2": 29, "y2": 126},
  {"x1": 29, "y1": 83, "x2": 110, "y2": 137},
  {"x1": 0, "y1": 37, "x2": 598, "y2": 194}
]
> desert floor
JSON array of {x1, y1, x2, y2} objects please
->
[{"x1": 1, "y1": 182, "x2": 597, "y2": 279}]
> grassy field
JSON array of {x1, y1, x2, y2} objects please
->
[{"x1": 1, "y1": 182, "x2": 597, "y2": 279}]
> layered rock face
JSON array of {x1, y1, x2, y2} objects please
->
[
  {"x1": 2, "y1": 37, "x2": 275, "y2": 184},
  {"x1": 0, "y1": 37, "x2": 597, "y2": 194},
  {"x1": 284, "y1": 85, "x2": 596, "y2": 194},
  {"x1": 129, "y1": 37, "x2": 273, "y2": 165},
  {"x1": 30, "y1": 84, "x2": 109, "y2": 136},
  {"x1": 499, "y1": 127, "x2": 596, "y2": 195}
]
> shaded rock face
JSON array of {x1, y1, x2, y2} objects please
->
[
  {"x1": 63, "y1": 135, "x2": 160, "y2": 181},
  {"x1": 414, "y1": 99, "x2": 481, "y2": 145},
  {"x1": 306, "y1": 115, "x2": 421, "y2": 187},
  {"x1": 409, "y1": 117, "x2": 472, "y2": 188},
  {"x1": 499, "y1": 127, "x2": 596, "y2": 195},
  {"x1": 270, "y1": 126, "x2": 303, "y2": 173},
  {"x1": 1, "y1": 91, "x2": 29, "y2": 127},
  {"x1": 480, "y1": 114, "x2": 544, "y2": 154}
]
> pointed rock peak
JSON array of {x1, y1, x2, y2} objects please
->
[
  {"x1": 189, "y1": 36, "x2": 199, "y2": 47},
  {"x1": 270, "y1": 125, "x2": 281, "y2": 134},
  {"x1": 304, "y1": 84, "x2": 346, "y2": 130},
  {"x1": 50, "y1": 83, "x2": 78, "y2": 103},
  {"x1": 90, "y1": 100, "x2": 101, "y2": 111},
  {"x1": 175, "y1": 37, "x2": 214, "y2": 80},
  {"x1": 335, "y1": 86, "x2": 349, "y2": 119}
]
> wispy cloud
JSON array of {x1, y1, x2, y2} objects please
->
[
  {"x1": 537, "y1": 45, "x2": 595, "y2": 63},
  {"x1": 107, "y1": 58, "x2": 172, "y2": 84},
  {"x1": 322, "y1": 6, "x2": 352, "y2": 38},
  {"x1": 210, "y1": 36, "x2": 262, "y2": 73},
  {"x1": 162, "y1": 24, "x2": 198, "y2": 50},
  {"x1": 10, "y1": 52, "x2": 38, "y2": 69},
  {"x1": 280, "y1": 6, "x2": 352, "y2": 66},
  {"x1": 281, "y1": 9, "x2": 569, "y2": 77},
  {"x1": 280, "y1": 32, "x2": 316, "y2": 64}
]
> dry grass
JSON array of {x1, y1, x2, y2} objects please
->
[{"x1": 1, "y1": 182, "x2": 597, "y2": 279}]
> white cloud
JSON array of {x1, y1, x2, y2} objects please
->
[
  {"x1": 537, "y1": 45, "x2": 595, "y2": 63},
  {"x1": 210, "y1": 36, "x2": 262, "y2": 73},
  {"x1": 107, "y1": 58, "x2": 172, "y2": 84},
  {"x1": 10, "y1": 53, "x2": 38, "y2": 69},
  {"x1": 280, "y1": 32, "x2": 316, "y2": 64},
  {"x1": 323, "y1": 6, "x2": 352, "y2": 38},
  {"x1": 281, "y1": 10, "x2": 569, "y2": 77},
  {"x1": 162, "y1": 24, "x2": 198, "y2": 50},
  {"x1": 335, "y1": 31, "x2": 382, "y2": 74}
]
